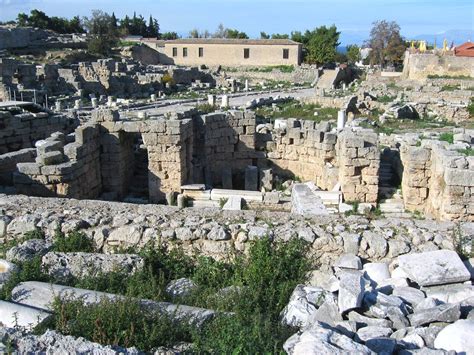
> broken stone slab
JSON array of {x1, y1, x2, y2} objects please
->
[
  {"x1": 355, "y1": 326, "x2": 393, "y2": 343},
  {"x1": 13, "y1": 329, "x2": 140, "y2": 354},
  {"x1": 210, "y1": 189, "x2": 263, "y2": 202},
  {"x1": 41, "y1": 252, "x2": 145, "y2": 282},
  {"x1": 207, "y1": 225, "x2": 230, "y2": 240},
  {"x1": 334, "y1": 254, "x2": 362, "y2": 270},
  {"x1": 363, "y1": 262, "x2": 391, "y2": 286},
  {"x1": 393, "y1": 286, "x2": 426, "y2": 307},
  {"x1": 376, "y1": 277, "x2": 409, "y2": 295},
  {"x1": 347, "y1": 311, "x2": 393, "y2": 328},
  {"x1": 0, "y1": 300, "x2": 51, "y2": 330},
  {"x1": 415, "y1": 297, "x2": 444, "y2": 312},
  {"x1": 423, "y1": 284, "x2": 474, "y2": 304},
  {"x1": 365, "y1": 337, "x2": 397, "y2": 355},
  {"x1": 362, "y1": 291, "x2": 408, "y2": 319},
  {"x1": 283, "y1": 321, "x2": 374, "y2": 355},
  {"x1": 11, "y1": 281, "x2": 216, "y2": 326},
  {"x1": 6, "y1": 239, "x2": 52, "y2": 263},
  {"x1": 434, "y1": 320, "x2": 474, "y2": 354},
  {"x1": 408, "y1": 303, "x2": 461, "y2": 327},
  {"x1": 291, "y1": 184, "x2": 329, "y2": 216},
  {"x1": 307, "y1": 296, "x2": 343, "y2": 327},
  {"x1": 280, "y1": 285, "x2": 329, "y2": 328},
  {"x1": 222, "y1": 196, "x2": 242, "y2": 211},
  {"x1": 338, "y1": 270, "x2": 367, "y2": 314},
  {"x1": 397, "y1": 250, "x2": 470, "y2": 287}
]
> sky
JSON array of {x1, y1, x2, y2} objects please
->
[{"x1": 0, "y1": 0, "x2": 473, "y2": 44}]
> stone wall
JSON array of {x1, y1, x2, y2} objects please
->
[
  {"x1": 402, "y1": 51, "x2": 474, "y2": 80},
  {"x1": 401, "y1": 140, "x2": 474, "y2": 221},
  {"x1": 264, "y1": 119, "x2": 338, "y2": 191},
  {"x1": 195, "y1": 110, "x2": 260, "y2": 187},
  {"x1": 0, "y1": 148, "x2": 36, "y2": 186},
  {"x1": 14, "y1": 126, "x2": 102, "y2": 199},
  {"x1": 0, "y1": 110, "x2": 77, "y2": 154},
  {"x1": 337, "y1": 129, "x2": 380, "y2": 203},
  {"x1": 221, "y1": 66, "x2": 317, "y2": 85},
  {"x1": 1, "y1": 195, "x2": 468, "y2": 265}
]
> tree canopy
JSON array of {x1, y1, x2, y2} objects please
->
[
  {"x1": 346, "y1": 44, "x2": 361, "y2": 64},
  {"x1": 304, "y1": 25, "x2": 341, "y2": 65},
  {"x1": 16, "y1": 10, "x2": 84, "y2": 33},
  {"x1": 14, "y1": 9, "x2": 161, "y2": 38},
  {"x1": 367, "y1": 20, "x2": 406, "y2": 67}
]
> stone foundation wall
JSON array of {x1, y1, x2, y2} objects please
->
[
  {"x1": 14, "y1": 125, "x2": 102, "y2": 199},
  {"x1": 402, "y1": 51, "x2": 474, "y2": 80},
  {"x1": 1, "y1": 195, "x2": 468, "y2": 265},
  {"x1": 0, "y1": 110, "x2": 77, "y2": 154},
  {"x1": 401, "y1": 141, "x2": 474, "y2": 221},
  {"x1": 0, "y1": 148, "x2": 36, "y2": 185},
  {"x1": 337, "y1": 130, "x2": 380, "y2": 203},
  {"x1": 197, "y1": 110, "x2": 260, "y2": 187},
  {"x1": 265, "y1": 119, "x2": 339, "y2": 191}
]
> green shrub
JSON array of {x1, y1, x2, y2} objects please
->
[
  {"x1": 52, "y1": 229, "x2": 94, "y2": 253},
  {"x1": 457, "y1": 148, "x2": 474, "y2": 156},
  {"x1": 32, "y1": 238, "x2": 311, "y2": 352},
  {"x1": 195, "y1": 103, "x2": 216, "y2": 114},
  {"x1": 440, "y1": 84, "x2": 460, "y2": 92},
  {"x1": 39, "y1": 297, "x2": 193, "y2": 351},
  {"x1": 468, "y1": 97, "x2": 474, "y2": 118},
  {"x1": 377, "y1": 95, "x2": 396, "y2": 103},
  {"x1": 438, "y1": 132, "x2": 454, "y2": 144}
]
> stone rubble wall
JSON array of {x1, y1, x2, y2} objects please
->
[
  {"x1": 0, "y1": 195, "x2": 469, "y2": 266},
  {"x1": 402, "y1": 51, "x2": 474, "y2": 80},
  {"x1": 221, "y1": 65, "x2": 318, "y2": 85},
  {"x1": 0, "y1": 110, "x2": 77, "y2": 154},
  {"x1": 14, "y1": 125, "x2": 102, "y2": 199},
  {"x1": 197, "y1": 110, "x2": 260, "y2": 187},
  {"x1": 0, "y1": 148, "x2": 36, "y2": 186},
  {"x1": 401, "y1": 140, "x2": 474, "y2": 221},
  {"x1": 337, "y1": 129, "x2": 380, "y2": 203},
  {"x1": 264, "y1": 119, "x2": 339, "y2": 191},
  {"x1": 1, "y1": 58, "x2": 215, "y2": 100}
]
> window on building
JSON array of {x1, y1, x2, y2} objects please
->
[
  {"x1": 172, "y1": 47, "x2": 177, "y2": 57},
  {"x1": 183, "y1": 48, "x2": 188, "y2": 57},
  {"x1": 244, "y1": 48, "x2": 250, "y2": 59},
  {"x1": 283, "y1": 48, "x2": 289, "y2": 59},
  {"x1": 199, "y1": 47, "x2": 204, "y2": 57}
]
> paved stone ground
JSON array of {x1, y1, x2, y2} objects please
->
[{"x1": 121, "y1": 88, "x2": 315, "y2": 119}]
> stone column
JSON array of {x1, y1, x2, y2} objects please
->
[
  {"x1": 55, "y1": 101, "x2": 62, "y2": 111},
  {"x1": 74, "y1": 99, "x2": 82, "y2": 110},
  {"x1": 221, "y1": 95, "x2": 229, "y2": 108},
  {"x1": 208, "y1": 94, "x2": 216, "y2": 106},
  {"x1": 337, "y1": 110, "x2": 347, "y2": 130},
  {"x1": 150, "y1": 94, "x2": 157, "y2": 101},
  {"x1": 91, "y1": 98, "x2": 98, "y2": 108},
  {"x1": 244, "y1": 79, "x2": 249, "y2": 91},
  {"x1": 107, "y1": 96, "x2": 114, "y2": 107}
]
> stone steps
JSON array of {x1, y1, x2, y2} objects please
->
[{"x1": 379, "y1": 199, "x2": 405, "y2": 214}]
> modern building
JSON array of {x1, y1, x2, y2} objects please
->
[
  {"x1": 132, "y1": 38, "x2": 302, "y2": 67},
  {"x1": 454, "y1": 41, "x2": 474, "y2": 58}
]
